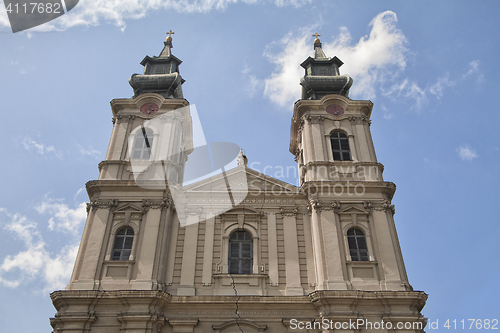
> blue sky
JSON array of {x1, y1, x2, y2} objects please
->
[{"x1": 1, "y1": 0, "x2": 499, "y2": 331}]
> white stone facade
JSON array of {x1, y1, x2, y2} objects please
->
[{"x1": 50, "y1": 42, "x2": 426, "y2": 333}]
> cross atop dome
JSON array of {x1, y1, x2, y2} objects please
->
[
  {"x1": 166, "y1": 30, "x2": 175, "y2": 42},
  {"x1": 312, "y1": 32, "x2": 321, "y2": 43}
]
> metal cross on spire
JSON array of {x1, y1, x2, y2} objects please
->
[
  {"x1": 312, "y1": 32, "x2": 321, "y2": 39},
  {"x1": 166, "y1": 30, "x2": 175, "y2": 41}
]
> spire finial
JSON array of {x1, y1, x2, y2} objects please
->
[
  {"x1": 312, "y1": 32, "x2": 321, "y2": 44},
  {"x1": 166, "y1": 30, "x2": 175, "y2": 42}
]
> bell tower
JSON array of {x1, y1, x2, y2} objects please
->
[
  {"x1": 65, "y1": 33, "x2": 193, "y2": 294},
  {"x1": 290, "y1": 34, "x2": 412, "y2": 291}
]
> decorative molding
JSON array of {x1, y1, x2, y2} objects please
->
[
  {"x1": 303, "y1": 115, "x2": 324, "y2": 124},
  {"x1": 213, "y1": 319, "x2": 266, "y2": 333},
  {"x1": 142, "y1": 199, "x2": 170, "y2": 211},
  {"x1": 293, "y1": 148, "x2": 301, "y2": 162},
  {"x1": 280, "y1": 207, "x2": 298, "y2": 217},
  {"x1": 185, "y1": 207, "x2": 203, "y2": 216},
  {"x1": 363, "y1": 201, "x2": 374, "y2": 212},
  {"x1": 348, "y1": 115, "x2": 370, "y2": 125},
  {"x1": 331, "y1": 200, "x2": 341, "y2": 212},
  {"x1": 87, "y1": 199, "x2": 119, "y2": 212},
  {"x1": 168, "y1": 319, "x2": 199, "y2": 333},
  {"x1": 308, "y1": 199, "x2": 341, "y2": 213},
  {"x1": 85, "y1": 182, "x2": 101, "y2": 199},
  {"x1": 371, "y1": 200, "x2": 395, "y2": 214},
  {"x1": 308, "y1": 198, "x2": 322, "y2": 212},
  {"x1": 381, "y1": 200, "x2": 396, "y2": 214}
]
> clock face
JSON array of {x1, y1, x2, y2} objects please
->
[
  {"x1": 140, "y1": 102, "x2": 159, "y2": 115},
  {"x1": 326, "y1": 104, "x2": 345, "y2": 116}
]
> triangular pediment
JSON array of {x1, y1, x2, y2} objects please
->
[
  {"x1": 338, "y1": 205, "x2": 369, "y2": 214},
  {"x1": 184, "y1": 166, "x2": 298, "y2": 194},
  {"x1": 114, "y1": 204, "x2": 145, "y2": 213}
]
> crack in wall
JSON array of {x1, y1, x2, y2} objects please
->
[{"x1": 229, "y1": 274, "x2": 244, "y2": 333}]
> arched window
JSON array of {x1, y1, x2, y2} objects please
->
[
  {"x1": 330, "y1": 131, "x2": 351, "y2": 161},
  {"x1": 131, "y1": 127, "x2": 154, "y2": 159},
  {"x1": 347, "y1": 228, "x2": 369, "y2": 261},
  {"x1": 228, "y1": 231, "x2": 253, "y2": 274},
  {"x1": 112, "y1": 227, "x2": 134, "y2": 260}
]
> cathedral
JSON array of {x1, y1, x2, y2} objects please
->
[{"x1": 50, "y1": 33, "x2": 427, "y2": 332}]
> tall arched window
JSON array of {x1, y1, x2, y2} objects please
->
[
  {"x1": 228, "y1": 230, "x2": 253, "y2": 274},
  {"x1": 112, "y1": 227, "x2": 134, "y2": 260},
  {"x1": 131, "y1": 127, "x2": 154, "y2": 159},
  {"x1": 330, "y1": 131, "x2": 351, "y2": 161},
  {"x1": 347, "y1": 228, "x2": 369, "y2": 261}
]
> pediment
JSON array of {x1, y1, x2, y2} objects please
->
[
  {"x1": 338, "y1": 205, "x2": 369, "y2": 214},
  {"x1": 184, "y1": 166, "x2": 298, "y2": 194},
  {"x1": 114, "y1": 204, "x2": 145, "y2": 213}
]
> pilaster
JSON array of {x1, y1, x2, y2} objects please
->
[
  {"x1": 177, "y1": 209, "x2": 200, "y2": 295},
  {"x1": 281, "y1": 207, "x2": 303, "y2": 295},
  {"x1": 267, "y1": 212, "x2": 279, "y2": 286}
]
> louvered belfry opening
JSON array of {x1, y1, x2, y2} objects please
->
[
  {"x1": 112, "y1": 227, "x2": 134, "y2": 260},
  {"x1": 347, "y1": 228, "x2": 369, "y2": 261},
  {"x1": 228, "y1": 230, "x2": 253, "y2": 274}
]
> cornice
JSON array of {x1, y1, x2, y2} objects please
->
[{"x1": 308, "y1": 290, "x2": 428, "y2": 315}]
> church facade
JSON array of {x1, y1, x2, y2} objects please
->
[{"x1": 50, "y1": 34, "x2": 427, "y2": 333}]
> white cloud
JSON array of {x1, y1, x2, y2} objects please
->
[
  {"x1": 21, "y1": 136, "x2": 63, "y2": 159},
  {"x1": 0, "y1": 1, "x2": 9, "y2": 29},
  {"x1": 263, "y1": 11, "x2": 408, "y2": 108},
  {"x1": 263, "y1": 31, "x2": 311, "y2": 107},
  {"x1": 405, "y1": 81, "x2": 428, "y2": 110},
  {"x1": 457, "y1": 144, "x2": 478, "y2": 161},
  {"x1": 78, "y1": 144, "x2": 101, "y2": 159},
  {"x1": 0, "y1": 197, "x2": 86, "y2": 292},
  {"x1": 0, "y1": 0, "x2": 311, "y2": 32},
  {"x1": 462, "y1": 60, "x2": 483, "y2": 83},
  {"x1": 35, "y1": 197, "x2": 87, "y2": 234},
  {"x1": 241, "y1": 63, "x2": 264, "y2": 97},
  {"x1": 324, "y1": 11, "x2": 408, "y2": 99},
  {"x1": 429, "y1": 74, "x2": 456, "y2": 99}
]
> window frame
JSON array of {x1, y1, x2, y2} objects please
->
[
  {"x1": 131, "y1": 127, "x2": 154, "y2": 160},
  {"x1": 347, "y1": 228, "x2": 369, "y2": 261},
  {"x1": 111, "y1": 227, "x2": 135, "y2": 261},
  {"x1": 330, "y1": 131, "x2": 352, "y2": 161},
  {"x1": 228, "y1": 230, "x2": 253, "y2": 274}
]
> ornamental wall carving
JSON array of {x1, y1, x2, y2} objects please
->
[
  {"x1": 86, "y1": 199, "x2": 119, "y2": 212},
  {"x1": 303, "y1": 115, "x2": 325, "y2": 124},
  {"x1": 307, "y1": 199, "x2": 341, "y2": 213},
  {"x1": 142, "y1": 199, "x2": 171, "y2": 211},
  {"x1": 280, "y1": 207, "x2": 298, "y2": 217}
]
